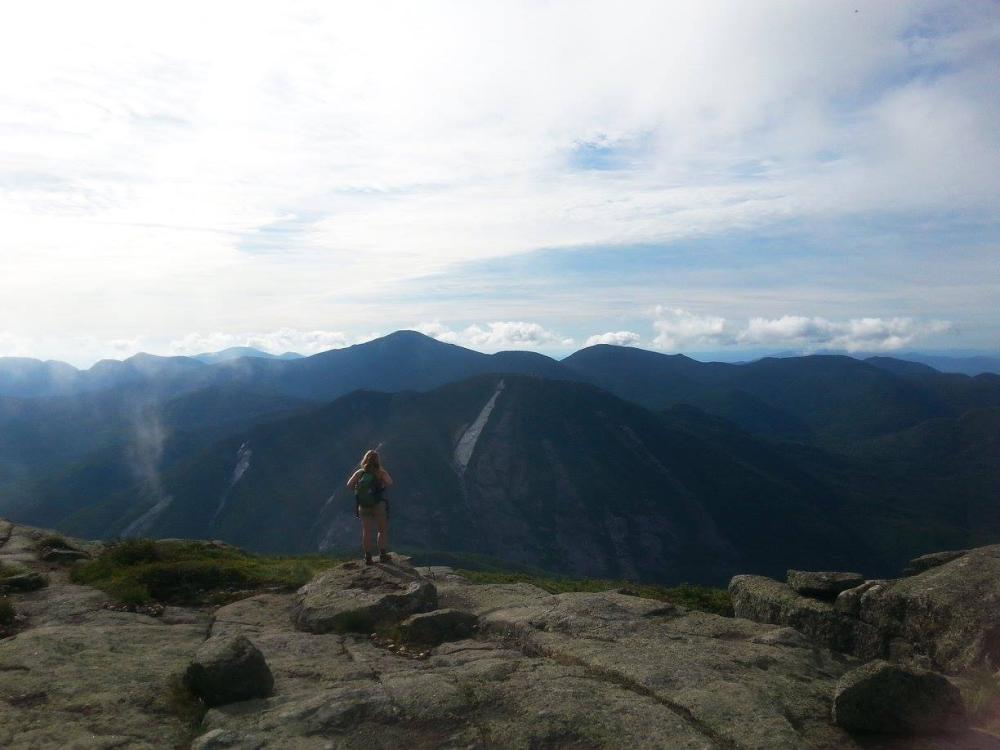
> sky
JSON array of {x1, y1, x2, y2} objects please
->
[{"x1": 1, "y1": 1, "x2": 998, "y2": 367}]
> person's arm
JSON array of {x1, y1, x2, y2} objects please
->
[
  {"x1": 347, "y1": 469, "x2": 363, "y2": 490},
  {"x1": 348, "y1": 470, "x2": 362, "y2": 518},
  {"x1": 380, "y1": 469, "x2": 394, "y2": 489}
]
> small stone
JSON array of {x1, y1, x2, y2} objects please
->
[
  {"x1": 183, "y1": 635, "x2": 274, "y2": 707},
  {"x1": 832, "y1": 660, "x2": 967, "y2": 735}
]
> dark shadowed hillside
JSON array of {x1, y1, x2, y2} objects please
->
[
  {"x1": 4, "y1": 334, "x2": 1000, "y2": 586},
  {"x1": 54, "y1": 375, "x2": 942, "y2": 585},
  {"x1": 198, "y1": 330, "x2": 574, "y2": 401},
  {"x1": 3, "y1": 385, "x2": 316, "y2": 527}
]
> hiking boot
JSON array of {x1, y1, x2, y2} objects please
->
[
  {"x1": 379, "y1": 550, "x2": 392, "y2": 564},
  {"x1": 364, "y1": 553, "x2": 374, "y2": 566}
]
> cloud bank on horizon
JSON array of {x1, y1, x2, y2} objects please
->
[{"x1": 0, "y1": 1, "x2": 998, "y2": 365}]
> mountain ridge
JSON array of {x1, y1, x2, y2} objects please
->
[
  {"x1": 42, "y1": 372, "x2": 987, "y2": 585},
  {"x1": 3, "y1": 332, "x2": 1000, "y2": 585}
]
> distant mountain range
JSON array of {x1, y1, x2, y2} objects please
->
[
  {"x1": 2, "y1": 331, "x2": 999, "y2": 584},
  {"x1": 2, "y1": 338, "x2": 998, "y2": 401},
  {"x1": 0, "y1": 347, "x2": 303, "y2": 397},
  {"x1": 192, "y1": 347, "x2": 303, "y2": 364},
  {"x1": 775, "y1": 349, "x2": 1000, "y2": 377},
  {"x1": 879, "y1": 352, "x2": 1000, "y2": 377}
]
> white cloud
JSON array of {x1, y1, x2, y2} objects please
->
[
  {"x1": 463, "y1": 322, "x2": 574, "y2": 350},
  {"x1": 651, "y1": 308, "x2": 734, "y2": 351},
  {"x1": 412, "y1": 322, "x2": 461, "y2": 344},
  {"x1": 0, "y1": 2, "x2": 995, "y2": 353},
  {"x1": 739, "y1": 316, "x2": 952, "y2": 352},
  {"x1": 585, "y1": 331, "x2": 641, "y2": 347},
  {"x1": 647, "y1": 309, "x2": 954, "y2": 352},
  {"x1": 0, "y1": 314, "x2": 959, "y2": 367},
  {"x1": 415, "y1": 321, "x2": 573, "y2": 351}
]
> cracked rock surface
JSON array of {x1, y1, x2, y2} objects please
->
[
  {"x1": 2, "y1": 520, "x2": 998, "y2": 749},
  {"x1": 0, "y1": 520, "x2": 209, "y2": 749}
]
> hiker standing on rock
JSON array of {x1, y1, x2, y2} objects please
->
[{"x1": 347, "y1": 449, "x2": 393, "y2": 565}]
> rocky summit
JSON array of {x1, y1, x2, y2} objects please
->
[
  {"x1": 731, "y1": 544, "x2": 1000, "y2": 673},
  {"x1": 1, "y1": 518, "x2": 999, "y2": 749}
]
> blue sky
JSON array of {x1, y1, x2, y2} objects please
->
[{"x1": 0, "y1": 1, "x2": 997, "y2": 366}]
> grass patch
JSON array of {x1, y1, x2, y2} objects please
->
[
  {"x1": 36, "y1": 533, "x2": 73, "y2": 551},
  {"x1": 454, "y1": 570, "x2": 733, "y2": 617},
  {"x1": 71, "y1": 538, "x2": 343, "y2": 607},
  {"x1": 0, "y1": 561, "x2": 23, "y2": 580},
  {"x1": 163, "y1": 674, "x2": 206, "y2": 728}
]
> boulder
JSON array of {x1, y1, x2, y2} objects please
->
[
  {"x1": 832, "y1": 660, "x2": 967, "y2": 735},
  {"x1": 184, "y1": 635, "x2": 274, "y2": 707},
  {"x1": 395, "y1": 608, "x2": 478, "y2": 646},
  {"x1": 903, "y1": 549, "x2": 968, "y2": 577},
  {"x1": 736, "y1": 546, "x2": 1000, "y2": 674},
  {"x1": 292, "y1": 557, "x2": 437, "y2": 634},
  {"x1": 729, "y1": 574, "x2": 883, "y2": 658},
  {"x1": 857, "y1": 544, "x2": 1000, "y2": 672},
  {"x1": 834, "y1": 580, "x2": 887, "y2": 617},
  {"x1": 787, "y1": 570, "x2": 865, "y2": 599},
  {"x1": 0, "y1": 571, "x2": 48, "y2": 593}
]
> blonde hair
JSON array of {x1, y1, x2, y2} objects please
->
[{"x1": 360, "y1": 449, "x2": 381, "y2": 474}]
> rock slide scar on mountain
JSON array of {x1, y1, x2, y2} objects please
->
[{"x1": 347, "y1": 449, "x2": 394, "y2": 566}]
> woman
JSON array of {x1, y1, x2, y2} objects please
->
[{"x1": 347, "y1": 449, "x2": 394, "y2": 565}]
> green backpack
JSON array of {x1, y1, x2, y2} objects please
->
[{"x1": 355, "y1": 471, "x2": 384, "y2": 508}]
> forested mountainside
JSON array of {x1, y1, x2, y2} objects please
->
[{"x1": 2, "y1": 332, "x2": 999, "y2": 584}]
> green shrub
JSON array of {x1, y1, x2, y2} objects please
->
[
  {"x1": 107, "y1": 538, "x2": 162, "y2": 566},
  {"x1": 36, "y1": 533, "x2": 72, "y2": 551},
  {"x1": 455, "y1": 570, "x2": 733, "y2": 617},
  {"x1": 628, "y1": 582, "x2": 734, "y2": 618},
  {"x1": 104, "y1": 579, "x2": 153, "y2": 607},
  {"x1": 137, "y1": 560, "x2": 254, "y2": 603},
  {"x1": 0, "y1": 597, "x2": 14, "y2": 627},
  {"x1": 71, "y1": 539, "x2": 341, "y2": 607},
  {"x1": 0, "y1": 561, "x2": 22, "y2": 580}
]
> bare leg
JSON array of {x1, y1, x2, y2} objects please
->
[
  {"x1": 361, "y1": 516, "x2": 376, "y2": 556},
  {"x1": 377, "y1": 519, "x2": 389, "y2": 552}
]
